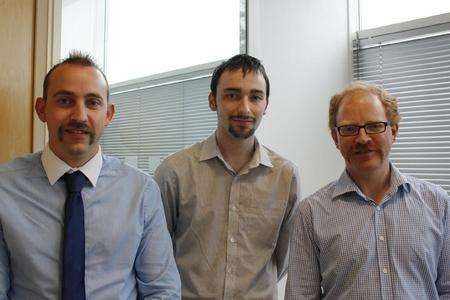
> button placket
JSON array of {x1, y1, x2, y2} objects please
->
[
  {"x1": 374, "y1": 205, "x2": 394, "y2": 300},
  {"x1": 224, "y1": 176, "x2": 240, "y2": 297}
]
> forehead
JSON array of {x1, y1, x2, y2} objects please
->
[
  {"x1": 47, "y1": 64, "x2": 107, "y2": 97},
  {"x1": 217, "y1": 69, "x2": 266, "y2": 92},
  {"x1": 336, "y1": 90, "x2": 387, "y2": 124}
]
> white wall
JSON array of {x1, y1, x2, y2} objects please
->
[
  {"x1": 248, "y1": 0, "x2": 351, "y2": 297},
  {"x1": 250, "y1": 0, "x2": 350, "y2": 198}
]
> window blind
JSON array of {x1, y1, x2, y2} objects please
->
[
  {"x1": 353, "y1": 24, "x2": 450, "y2": 194},
  {"x1": 101, "y1": 67, "x2": 217, "y2": 174}
]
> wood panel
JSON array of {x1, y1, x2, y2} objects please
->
[{"x1": 0, "y1": 0, "x2": 35, "y2": 163}]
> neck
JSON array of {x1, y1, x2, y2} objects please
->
[
  {"x1": 49, "y1": 144, "x2": 97, "y2": 168},
  {"x1": 348, "y1": 163, "x2": 392, "y2": 204},
  {"x1": 215, "y1": 130, "x2": 255, "y2": 173}
]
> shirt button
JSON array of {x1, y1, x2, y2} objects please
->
[
  {"x1": 231, "y1": 205, "x2": 237, "y2": 211},
  {"x1": 376, "y1": 206, "x2": 381, "y2": 211},
  {"x1": 227, "y1": 267, "x2": 232, "y2": 274},
  {"x1": 379, "y1": 236, "x2": 385, "y2": 241},
  {"x1": 382, "y1": 267, "x2": 388, "y2": 274},
  {"x1": 230, "y1": 237, "x2": 236, "y2": 243}
]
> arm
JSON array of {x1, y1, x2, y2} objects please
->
[
  {"x1": 275, "y1": 166, "x2": 300, "y2": 280},
  {"x1": 285, "y1": 200, "x2": 321, "y2": 300},
  {"x1": 0, "y1": 221, "x2": 10, "y2": 299},
  {"x1": 437, "y1": 192, "x2": 450, "y2": 299},
  {"x1": 135, "y1": 180, "x2": 181, "y2": 299},
  {"x1": 154, "y1": 161, "x2": 179, "y2": 246}
]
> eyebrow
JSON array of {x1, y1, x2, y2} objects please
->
[
  {"x1": 224, "y1": 88, "x2": 241, "y2": 93},
  {"x1": 338, "y1": 120, "x2": 386, "y2": 126},
  {"x1": 251, "y1": 89, "x2": 265, "y2": 95},
  {"x1": 53, "y1": 90, "x2": 103, "y2": 100},
  {"x1": 53, "y1": 90, "x2": 76, "y2": 97},
  {"x1": 223, "y1": 88, "x2": 265, "y2": 95}
]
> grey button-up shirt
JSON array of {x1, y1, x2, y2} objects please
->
[{"x1": 154, "y1": 133, "x2": 300, "y2": 299}]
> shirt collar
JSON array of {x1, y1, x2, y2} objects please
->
[
  {"x1": 41, "y1": 144, "x2": 103, "y2": 186},
  {"x1": 332, "y1": 162, "x2": 411, "y2": 200},
  {"x1": 199, "y1": 132, "x2": 273, "y2": 169}
]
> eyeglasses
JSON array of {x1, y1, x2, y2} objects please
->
[{"x1": 336, "y1": 121, "x2": 390, "y2": 136}]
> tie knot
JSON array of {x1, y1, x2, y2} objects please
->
[{"x1": 63, "y1": 171, "x2": 87, "y2": 193}]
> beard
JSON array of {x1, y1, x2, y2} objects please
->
[
  {"x1": 227, "y1": 114, "x2": 257, "y2": 139},
  {"x1": 57, "y1": 121, "x2": 95, "y2": 145},
  {"x1": 228, "y1": 124, "x2": 256, "y2": 139}
]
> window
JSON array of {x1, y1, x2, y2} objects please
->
[
  {"x1": 61, "y1": 0, "x2": 246, "y2": 173},
  {"x1": 61, "y1": 0, "x2": 106, "y2": 69},
  {"x1": 358, "y1": 0, "x2": 450, "y2": 30},
  {"x1": 106, "y1": 0, "x2": 243, "y2": 84},
  {"x1": 353, "y1": 10, "x2": 450, "y2": 194},
  {"x1": 103, "y1": 64, "x2": 218, "y2": 174}
]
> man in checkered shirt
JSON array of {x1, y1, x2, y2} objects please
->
[{"x1": 285, "y1": 81, "x2": 449, "y2": 299}]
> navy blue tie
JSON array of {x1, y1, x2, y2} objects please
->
[{"x1": 62, "y1": 171, "x2": 87, "y2": 300}]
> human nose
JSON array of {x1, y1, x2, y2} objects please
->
[
  {"x1": 239, "y1": 96, "x2": 251, "y2": 114},
  {"x1": 355, "y1": 127, "x2": 371, "y2": 144},
  {"x1": 70, "y1": 101, "x2": 88, "y2": 122}
]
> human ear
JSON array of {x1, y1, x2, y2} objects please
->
[
  {"x1": 35, "y1": 97, "x2": 47, "y2": 122},
  {"x1": 208, "y1": 93, "x2": 217, "y2": 111}
]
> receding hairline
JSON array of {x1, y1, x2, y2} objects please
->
[
  {"x1": 45, "y1": 63, "x2": 109, "y2": 99},
  {"x1": 335, "y1": 90, "x2": 387, "y2": 123}
]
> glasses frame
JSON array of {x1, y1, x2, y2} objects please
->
[{"x1": 335, "y1": 121, "x2": 391, "y2": 137}]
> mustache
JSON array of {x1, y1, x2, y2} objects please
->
[
  {"x1": 353, "y1": 144, "x2": 375, "y2": 153},
  {"x1": 63, "y1": 121, "x2": 92, "y2": 133},
  {"x1": 57, "y1": 121, "x2": 95, "y2": 145}
]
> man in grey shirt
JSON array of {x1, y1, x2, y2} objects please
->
[
  {"x1": 154, "y1": 54, "x2": 300, "y2": 299},
  {"x1": 285, "y1": 81, "x2": 449, "y2": 299}
]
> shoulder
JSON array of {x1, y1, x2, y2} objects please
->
[
  {"x1": 299, "y1": 181, "x2": 338, "y2": 213},
  {"x1": 261, "y1": 145, "x2": 298, "y2": 175},
  {"x1": 101, "y1": 154, "x2": 159, "y2": 190},
  {"x1": 0, "y1": 152, "x2": 42, "y2": 178},
  {"x1": 155, "y1": 141, "x2": 204, "y2": 175},
  {"x1": 404, "y1": 174, "x2": 449, "y2": 207}
]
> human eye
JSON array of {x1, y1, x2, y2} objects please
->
[
  {"x1": 225, "y1": 91, "x2": 239, "y2": 100},
  {"x1": 250, "y1": 94, "x2": 264, "y2": 102},
  {"x1": 365, "y1": 122, "x2": 386, "y2": 133},
  {"x1": 86, "y1": 98, "x2": 103, "y2": 109},
  {"x1": 56, "y1": 97, "x2": 72, "y2": 107},
  {"x1": 339, "y1": 125, "x2": 358, "y2": 136}
]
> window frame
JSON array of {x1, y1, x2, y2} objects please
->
[{"x1": 37, "y1": 0, "x2": 247, "y2": 164}]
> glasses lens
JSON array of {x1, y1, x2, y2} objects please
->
[
  {"x1": 339, "y1": 125, "x2": 358, "y2": 136},
  {"x1": 365, "y1": 122, "x2": 386, "y2": 133}
]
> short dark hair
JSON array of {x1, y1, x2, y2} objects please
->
[
  {"x1": 42, "y1": 51, "x2": 109, "y2": 100},
  {"x1": 210, "y1": 54, "x2": 270, "y2": 98}
]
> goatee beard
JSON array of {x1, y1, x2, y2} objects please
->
[{"x1": 229, "y1": 126, "x2": 255, "y2": 139}]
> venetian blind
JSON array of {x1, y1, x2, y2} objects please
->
[
  {"x1": 353, "y1": 22, "x2": 450, "y2": 194},
  {"x1": 101, "y1": 66, "x2": 217, "y2": 174}
]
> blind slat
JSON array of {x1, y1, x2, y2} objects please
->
[
  {"x1": 101, "y1": 73, "x2": 216, "y2": 174},
  {"x1": 354, "y1": 31, "x2": 450, "y2": 194}
]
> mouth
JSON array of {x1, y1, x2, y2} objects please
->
[
  {"x1": 62, "y1": 125, "x2": 92, "y2": 141},
  {"x1": 353, "y1": 149, "x2": 377, "y2": 161},
  {"x1": 64, "y1": 128, "x2": 91, "y2": 136},
  {"x1": 354, "y1": 149, "x2": 373, "y2": 154},
  {"x1": 230, "y1": 116, "x2": 255, "y2": 125},
  {"x1": 57, "y1": 124, "x2": 95, "y2": 145},
  {"x1": 65, "y1": 129, "x2": 89, "y2": 134}
]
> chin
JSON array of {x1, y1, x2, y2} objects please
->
[
  {"x1": 66, "y1": 144, "x2": 92, "y2": 156},
  {"x1": 348, "y1": 156, "x2": 382, "y2": 171},
  {"x1": 229, "y1": 127, "x2": 255, "y2": 139}
]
